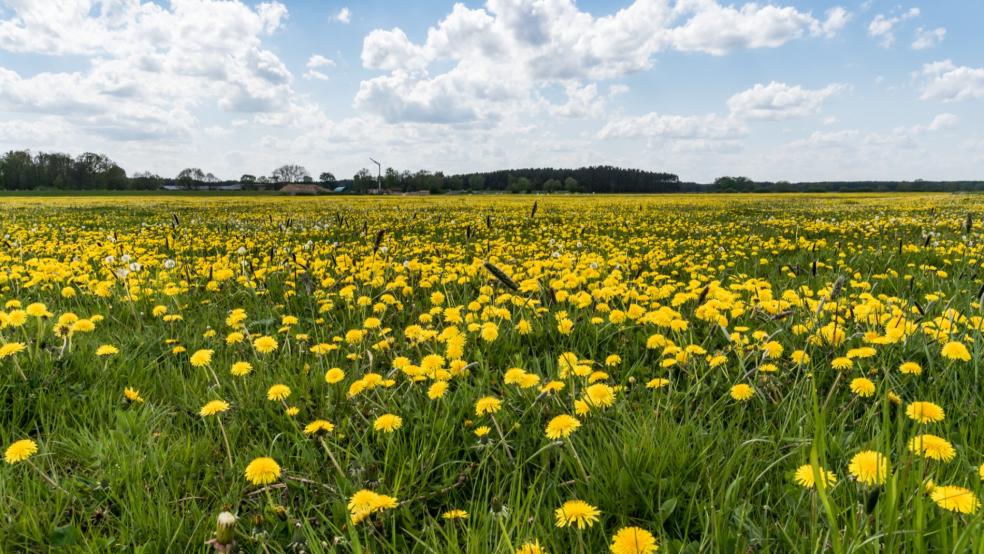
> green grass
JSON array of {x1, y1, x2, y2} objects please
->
[{"x1": 0, "y1": 194, "x2": 983, "y2": 552}]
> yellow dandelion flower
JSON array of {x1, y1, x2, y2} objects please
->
[
  {"x1": 930, "y1": 485, "x2": 979, "y2": 514},
  {"x1": 899, "y1": 362, "x2": 922, "y2": 375},
  {"x1": 849, "y1": 450, "x2": 889, "y2": 485},
  {"x1": 515, "y1": 541, "x2": 544, "y2": 554},
  {"x1": 609, "y1": 526, "x2": 659, "y2": 554},
  {"x1": 545, "y1": 414, "x2": 581, "y2": 439},
  {"x1": 304, "y1": 419, "x2": 334, "y2": 435},
  {"x1": 554, "y1": 499, "x2": 601, "y2": 529},
  {"x1": 646, "y1": 378, "x2": 670, "y2": 389},
  {"x1": 475, "y1": 396, "x2": 502, "y2": 416},
  {"x1": 791, "y1": 350, "x2": 810, "y2": 364},
  {"x1": 324, "y1": 367, "x2": 345, "y2": 384},
  {"x1": 348, "y1": 489, "x2": 399, "y2": 523},
  {"x1": 123, "y1": 387, "x2": 144, "y2": 403},
  {"x1": 906, "y1": 401, "x2": 944, "y2": 423},
  {"x1": 762, "y1": 341, "x2": 783, "y2": 359},
  {"x1": 730, "y1": 383, "x2": 754, "y2": 401},
  {"x1": 244, "y1": 457, "x2": 281, "y2": 485},
  {"x1": 541, "y1": 381, "x2": 565, "y2": 394},
  {"x1": 574, "y1": 399, "x2": 591, "y2": 416},
  {"x1": 908, "y1": 434, "x2": 956, "y2": 462},
  {"x1": 96, "y1": 345, "x2": 119, "y2": 356},
  {"x1": 6, "y1": 310, "x2": 28, "y2": 327},
  {"x1": 515, "y1": 319, "x2": 532, "y2": 335},
  {"x1": 504, "y1": 367, "x2": 527, "y2": 385},
  {"x1": 189, "y1": 349, "x2": 213, "y2": 367},
  {"x1": 428, "y1": 381, "x2": 449, "y2": 400},
  {"x1": 4, "y1": 439, "x2": 38, "y2": 464},
  {"x1": 517, "y1": 372, "x2": 541, "y2": 388},
  {"x1": 0, "y1": 342, "x2": 26, "y2": 359},
  {"x1": 557, "y1": 318, "x2": 574, "y2": 335},
  {"x1": 25, "y1": 303, "x2": 50, "y2": 318},
  {"x1": 850, "y1": 377, "x2": 876, "y2": 397},
  {"x1": 793, "y1": 464, "x2": 837, "y2": 489},
  {"x1": 584, "y1": 384, "x2": 616, "y2": 408},
  {"x1": 230, "y1": 361, "x2": 253, "y2": 376},
  {"x1": 374, "y1": 413, "x2": 403, "y2": 433},
  {"x1": 199, "y1": 400, "x2": 230, "y2": 417},
  {"x1": 267, "y1": 384, "x2": 291, "y2": 401},
  {"x1": 941, "y1": 341, "x2": 970, "y2": 362},
  {"x1": 253, "y1": 335, "x2": 278, "y2": 353}
]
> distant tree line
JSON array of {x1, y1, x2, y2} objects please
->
[
  {"x1": 682, "y1": 176, "x2": 984, "y2": 193},
  {"x1": 448, "y1": 166, "x2": 681, "y2": 193},
  {"x1": 339, "y1": 165, "x2": 681, "y2": 194},
  {"x1": 0, "y1": 150, "x2": 345, "y2": 191},
  {"x1": 0, "y1": 150, "x2": 130, "y2": 190},
  {"x1": 3, "y1": 149, "x2": 984, "y2": 193}
]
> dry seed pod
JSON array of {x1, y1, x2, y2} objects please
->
[{"x1": 483, "y1": 261, "x2": 518, "y2": 291}]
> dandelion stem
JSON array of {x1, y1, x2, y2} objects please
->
[
  {"x1": 491, "y1": 415, "x2": 514, "y2": 463},
  {"x1": 26, "y1": 459, "x2": 69, "y2": 495},
  {"x1": 319, "y1": 438, "x2": 346, "y2": 479},
  {"x1": 207, "y1": 365, "x2": 222, "y2": 389},
  {"x1": 34, "y1": 319, "x2": 44, "y2": 359},
  {"x1": 565, "y1": 439, "x2": 589, "y2": 483},
  {"x1": 13, "y1": 358, "x2": 27, "y2": 380},
  {"x1": 216, "y1": 418, "x2": 233, "y2": 468}
]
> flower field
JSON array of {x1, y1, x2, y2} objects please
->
[{"x1": 1, "y1": 193, "x2": 983, "y2": 552}]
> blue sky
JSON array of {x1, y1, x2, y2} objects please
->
[{"x1": 1, "y1": 0, "x2": 982, "y2": 182}]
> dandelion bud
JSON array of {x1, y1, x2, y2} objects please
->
[
  {"x1": 490, "y1": 495, "x2": 510, "y2": 518},
  {"x1": 215, "y1": 512, "x2": 236, "y2": 545},
  {"x1": 206, "y1": 512, "x2": 237, "y2": 553}
]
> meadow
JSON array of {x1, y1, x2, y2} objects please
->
[{"x1": 1, "y1": 193, "x2": 982, "y2": 553}]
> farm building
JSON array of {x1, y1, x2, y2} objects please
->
[{"x1": 278, "y1": 184, "x2": 330, "y2": 195}]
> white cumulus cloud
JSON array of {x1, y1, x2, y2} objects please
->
[
  {"x1": 356, "y1": 0, "x2": 848, "y2": 124},
  {"x1": 926, "y1": 112, "x2": 958, "y2": 131},
  {"x1": 727, "y1": 81, "x2": 848, "y2": 120},
  {"x1": 868, "y1": 7, "x2": 919, "y2": 48},
  {"x1": 304, "y1": 54, "x2": 335, "y2": 80},
  {"x1": 598, "y1": 112, "x2": 747, "y2": 140},
  {"x1": 668, "y1": 2, "x2": 848, "y2": 55},
  {"x1": 912, "y1": 27, "x2": 946, "y2": 50},
  {"x1": 919, "y1": 60, "x2": 984, "y2": 102},
  {"x1": 0, "y1": 0, "x2": 311, "y2": 141}
]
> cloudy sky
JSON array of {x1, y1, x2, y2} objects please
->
[{"x1": 0, "y1": 0, "x2": 982, "y2": 182}]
